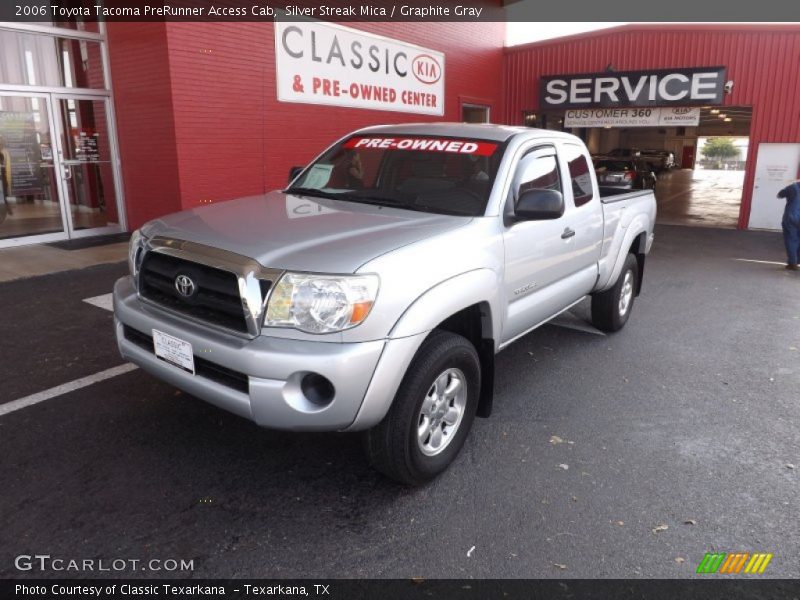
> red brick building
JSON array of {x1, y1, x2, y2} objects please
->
[
  {"x1": 0, "y1": 20, "x2": 798, "y2": 247},
  {"x1": 107, "y1": 18, "x2": 506, "y2": 230}
]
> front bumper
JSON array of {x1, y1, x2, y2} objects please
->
[{"x1": 114, "y1": 276, "x2": 390, "y2": 431}]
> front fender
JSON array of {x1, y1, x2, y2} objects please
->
[
  {"x1": 344, "y1": 269, "x2": 501, "y2": 431},
  {"x1": 388, "y1": 268, "x2": 502, "y2": 342}
]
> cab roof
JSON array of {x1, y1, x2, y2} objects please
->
[{"x1": 352, "y1": 122, "x2": 577, "y2": 143}]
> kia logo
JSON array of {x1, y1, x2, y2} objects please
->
[
  {"x1": 174, "y1": 274, "x2": 196, "y2": 298},
  {"x1": 673, "y1": 108, "x2": 692, "y2": 114},
  {"x1": 412, "y1": 54, "x2": 442, "y2": 85}
]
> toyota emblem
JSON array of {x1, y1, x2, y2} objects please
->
[{"x1": 174, "y1": 274, "x2": 196, "y2": 298}]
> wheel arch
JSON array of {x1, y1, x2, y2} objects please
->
[
  {"x1": 600, "y1": 224, "x2": 649, "y2": 294},
  {"x1": 628, "y1": 231, "x2": 646, "y2": 295},
  {"x1": 434, "y1": 302, "x2": 495, "y2": 418},
  {"x1": 347, "y1": 270, "x2": 500, "y2": 431}
]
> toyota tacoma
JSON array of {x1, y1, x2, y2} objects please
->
[{"x1": 114, "y1": 123, "x2": 656, "y2": 484}]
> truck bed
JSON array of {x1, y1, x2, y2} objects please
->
[{"x1": 599, "y1": 186, "x2": 655, "y2": 203}]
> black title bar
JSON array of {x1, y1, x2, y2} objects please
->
[
  {"x1": 0, "y1": 0, "x2": 798, "y2": 22},
  {"x1": 4, "y1": 579, "x2": 800, "y2": 600}
]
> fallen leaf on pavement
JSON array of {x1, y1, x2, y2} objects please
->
[
  {"x1": 467, "y1": 546, "x2": 475, "y2": 558},
  {"x1": 553, "y1": 564, "x2": 567, "y2": 570},
  {"x1": 611, "y1": 520, "x2": 624, "y2": 526},
  {"x1": 684, "y1": 519, "x2": 697, "y2": 525},
  {"x1": 549, "y1": 435, "x2": 564, "y2": 445},
  {"x1": 652, "y1": 524, "x2": 668, "y2": 534},
  {"x1": 786, "y1": 464, "x2": 796, "y2": 470},
  {"x1": 675, "y1": 557, "x2": 685, "y2": 564},
  {"x1": 557, "y1": 464, "x2": 569, "y2": 470}
]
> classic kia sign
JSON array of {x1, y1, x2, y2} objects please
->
[
  {"x1": 541, "y1": 67, "x2": 727, "y2": 109},
  {"x1": 275, "y1": 21, "x2": 445, "y2": 116}
]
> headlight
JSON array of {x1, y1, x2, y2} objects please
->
[
  {"x1": 128, "y1": 229, "x2": 144, "y2": 278},
  {"x1": 264, "y1": 273, "x2": 379, "y2": 334}
]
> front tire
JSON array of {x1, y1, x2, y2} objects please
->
[
  {"x1": 363, "y1": 330, "x2": 481, "y2": 485},
  {"x1": 591, "y1": 253, "x2": 638, "y2": 332}
]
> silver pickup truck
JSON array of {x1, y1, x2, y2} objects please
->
[{"x1": 114, "y1": 123, "x2": 655, "y2": 484}]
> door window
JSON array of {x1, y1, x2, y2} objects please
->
[{"x1": 514, "y1": 151, "x2": 562, "y2": 202}]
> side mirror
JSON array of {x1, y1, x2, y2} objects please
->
[
  {"x1": 288, "y1": 165, "x2": 304, "y2": 184},
  {"x1": 515, "y1": 188, "x2": 564, "y2": 220}
]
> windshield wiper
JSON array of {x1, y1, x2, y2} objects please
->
[
  {"x1": 284, "y1": 187, "x2": 342, "y2": 200},
  {"x1": 285, "y1": 187, "x2": 417, "y2": 210},
  {"x1": 336, "y1": 193, "x2": 408, "y2": 207}
]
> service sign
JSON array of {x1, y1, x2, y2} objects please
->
[
  {"x1": 541, "y1": 67, "x2": 726, "y2": 109},
  {"x1": 564, "y1": 107, "x2": 701, "y2": 128},
  {"x1": 275, "y1": 21, "x2": 445, "y2": 116}
]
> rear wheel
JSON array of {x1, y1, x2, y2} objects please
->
[
  {"x1": 363, "y1": 330, "x2": 480, "y2": 485},
  {"x1": 591, "y1": 253, "x2": 638, "y2": 332}
]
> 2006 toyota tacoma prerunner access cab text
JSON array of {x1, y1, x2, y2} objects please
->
[{"x1": 114, "y1": 123, "x2": 656, "y2": 484}]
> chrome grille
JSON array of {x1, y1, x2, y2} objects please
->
[
  {"x1": 139, "y1": 252, "x2": 251, "y2": 333},
  {"x1": 135, "y1": 237, "x2": 282, "y2": 337}
]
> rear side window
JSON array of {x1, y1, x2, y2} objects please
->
[{"x1": 563, "y1": 145, "x2": 594, "y2": 207}]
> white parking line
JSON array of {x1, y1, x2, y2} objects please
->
[
  {"x1": 0, "y1": 363, "x2": 138, "y2": 418},
  {"x1": 734, "y1": 258, "x2": 787, "y2": 266},
  {"x1": 83, "y1": 293, "x2": 114, "y2": 312}
]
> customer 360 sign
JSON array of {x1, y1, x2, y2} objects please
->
[{"x1": 275, "y1": 21, "x2": 445, "y2": 116}]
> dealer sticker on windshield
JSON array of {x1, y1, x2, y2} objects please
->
[
  {"x1": 153, "y1": 329, "x2": 195, "y2": 375},
  {"x1": 343, "y1": 137, "x2": 498, "y2": 156}
]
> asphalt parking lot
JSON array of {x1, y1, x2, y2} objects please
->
[{"x1": 1, "y1": 224, "x2": 798, "y2": 579}]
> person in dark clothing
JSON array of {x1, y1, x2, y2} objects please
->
[{"x1": 778, "y1": 179, "x2": 800, "y2": 270}]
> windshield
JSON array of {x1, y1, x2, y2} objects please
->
[{"x1": 287, "y1": 135, "x2": 504, "y2": 216}]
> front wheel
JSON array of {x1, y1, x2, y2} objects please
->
[
  {"x1": 363, "y1": 330, "x2": 481, "y2": 485},
  {"x1": 591, "y1": 253, "x2": 638, "y2": 332}
]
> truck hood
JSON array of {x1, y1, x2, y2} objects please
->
[{"x1": 141, "y1": 191, "x2": 472, "y2": 273}]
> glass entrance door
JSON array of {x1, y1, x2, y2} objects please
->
[
  {"x1": 54, "y1": 96, "x2": 120, "y2": 235},
  {"x1": 0, "y1": 91, "x2": 122, "y2": 245},
  {"x1": 0, "y1": 92, "x2": 65, "y2": 241}
]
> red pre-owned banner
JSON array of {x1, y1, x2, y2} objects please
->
[{"x1": 343, "y1": 137, "x2": 498, "y2": 156}]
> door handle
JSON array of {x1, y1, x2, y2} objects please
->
[
  {"x1": 61, "y1": 164, "x2": 72, "y2": 181},
  {"x1": 561, "y1": 227, "x2": 575, "y2": 240}
]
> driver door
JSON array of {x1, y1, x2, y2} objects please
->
[{"x1": 500, "y1": 145, "x2": 594, "y2": 345}]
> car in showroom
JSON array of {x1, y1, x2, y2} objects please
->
[
  {"x1": 607, "y1": 148, "x2": 675, "y2": 173},
  {"x1": 593, "y1": 156, "x2": 658, "y2": 190}
]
